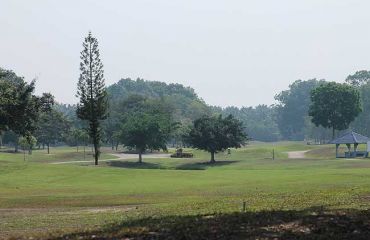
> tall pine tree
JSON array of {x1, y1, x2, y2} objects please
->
[{"x1": 76, "y1": 32, "x2": 108, "y2": 165}]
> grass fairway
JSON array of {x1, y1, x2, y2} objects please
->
[{"x1": 1, "y1": 142, "x2": 370, "y2": 239}]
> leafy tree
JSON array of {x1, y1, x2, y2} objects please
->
[
  {"x1": 345, "y1": 70, "x2": 370, "y2": 86},
  {"x1": 18, "y1": 135, "x2": 37, "y2": 159},
  {"x1": 275, "y1": 79, "x2": 325, "y2": 140},
  {"x1": 119, "y1": 98, "x2": 173, "y2": 163},
  {"x1": 0, "y1": 68, "x2": 53, "y2": 151},
  {"x1": 76, "y1": 32, "x2": 108, "y2": 165},
  {"x1": 69, "y1": 128, "x2": 89, "y2": 153},
  {"x1": 35, "y1": 110, "x2": 70, "y2": 154},
  {"x1": 309, "y1": 82, "x2": 362, "y2": 139},
  {"x1": 186, "y1": 115, "x2": 247, "y2": 163}
]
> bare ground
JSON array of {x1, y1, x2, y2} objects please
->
[{"x1": 287, "y1": 151, "x2": 309, "y2": 159}]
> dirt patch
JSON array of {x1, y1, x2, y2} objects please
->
[
  {"x1": 287, "y1": 151, "x2": 309, "y2": 159},
  {"x1": 0, "y1": 205, "x2": 135, "y2": 216}
]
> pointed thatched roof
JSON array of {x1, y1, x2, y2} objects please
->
[{"x1": 330, "y1": 131, "x2": 370, "y2": 144}]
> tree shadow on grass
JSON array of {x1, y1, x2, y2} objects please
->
[
  {"x1": 176, "y1": 160, "x2": 239, "y2": 170},
  {"x1": 53, "y1": 206, "x2": 370, "y2": 240},
  {"x1": 107, "y1": 161, "x2": 163, "y2": 169}
]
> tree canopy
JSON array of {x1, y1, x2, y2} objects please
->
[
  {"x1": 186, "y1": 115, "x2": 247, "y2": 163},
  {"x1": 309, "y1": 82, "x2": 362, "y2": 139},
  {"x1": 345, "y1": 70, "x2": 370, "y2": 86},
  {"x1": 274, "y1": 79, "x2": 325, "y2": 140},
  {"x1": 118, "y1": 97, "x2": 173, "y2": 162},
  {"x1": 0, "y1": 68, "x2": 54, "y2": 150}
]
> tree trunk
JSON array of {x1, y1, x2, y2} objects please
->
[
  {"x1": 115, "y1": 142, "x2": 118, "y2": 151},
  {"x1": 93, "y1": 139, "x2": 99, "y2": 165},
  {"x1": 15, "y1": 143, "x2": 19, "y2": 153},
  {"x1": 210, "y1": 151, "x2": 216, "y2": 164},
  {"x1": 47, "y1": 142, "x2": 50, "y2": 154},
  {"x1": 0, "y1": 134, "x2": 2, "y2": 149},
  {"x1": 111, "y1": 140, "x2": 114, "y2": 150},
  {"x1": 138, "y1": 151, "x2": 143, "y2": 163},
  {"x1": 28, "y1": 146, "x2": 32, "y2": 155},
  {"x1": 83, "y1": 144, "x2": 86, "y2": 160}
]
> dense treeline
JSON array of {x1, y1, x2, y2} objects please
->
[{"x1": 2, "y1": 65, "x2": 370, "y2": 147}]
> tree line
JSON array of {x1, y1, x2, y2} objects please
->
[
  {"x1": 1, "y1": 31, "x2": 367, "y2": 163},
  {"x1": 0, "y1": 32, "x2": 247, "y2": 164}
]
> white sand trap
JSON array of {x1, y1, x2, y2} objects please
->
[{"x1": 287, "y1": 150, "x2": 309, "y2": 159}]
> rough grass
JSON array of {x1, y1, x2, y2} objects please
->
[{"x1": 2, "y1": 142, "x2": 370, "y2": 239}]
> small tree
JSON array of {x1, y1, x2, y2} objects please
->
[
  {"x1": 309, "y1": 82, "x2": 362, "y2": 139},
  {"x1": 119, "y1": 101, "x2": 172, "y2": 163},
  {"x1": 35, "y1": 110, "x2": 70, "y2": 154},
  {"x1": 76, "y1": 32, "x2": 108, "y2": 165},
  {"x1": 186, "y1": 115, "x2": 247, "y2": 163},
  {"x1": 18, "y1": 136, "x2": 37, "y2": 160}
]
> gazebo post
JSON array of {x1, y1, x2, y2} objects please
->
[
  {"x1": 346, "y1": 143, "x2": 351, "y2": 158},
  {"x1": 354, "y1": 143, "x2": 359, "y2": 158},
  {"x1": 336, "y1": 144, "x2": 339, "y2": 158}
]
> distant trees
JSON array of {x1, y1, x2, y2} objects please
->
[
  {"x1": 351, "y1": 83, "x2": 370, "y2": 136},
  {"x1": 345, "y1": 70, "x2": 370, "y2": 87},
  {"x1": 76, "y1": 32, "x2": 108, "y2": 165},
  {"x1": 69, "y1": 128, "x2": 89, "y2": 153},
  {"x1": 35, "y1": 110, "x2": 70, "y2": 153},
  {"x1": 309, "y1": 82, "x2": 361, "y2": 139},
  {"x1": 186, "y1": 115, "x2": 247, "y2": 163},
  {"x1": 274, "y1": 79, "x2": 325, "y2": 140},
  {"x1": 213, "y1": 105, "x2": 280, "y2": 142},
  {"x1": 119, "y1": 97, "x2": 173, "y2": 163}
]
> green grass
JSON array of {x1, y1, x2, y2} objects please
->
[{"x1": 1, "y1": 142, "x2": 370, "y2": 239}]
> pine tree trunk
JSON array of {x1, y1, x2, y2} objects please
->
[
  {"x1": 47, "y1": 142, "x2": 50, "y2": 154},
  {"x1": 332, "y1": 128, "x2": 335, "y2": 140},
  {"x1": 210, "y1": 151, "x2": 216, "y2": 164}
]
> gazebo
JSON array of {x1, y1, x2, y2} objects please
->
[{"x1": 330, "y1": 131, "x2": 370, "y2": 158}]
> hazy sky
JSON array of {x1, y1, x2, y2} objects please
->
[{"x1": 1, "y1": 0, "x2": 370, "y2": 107}]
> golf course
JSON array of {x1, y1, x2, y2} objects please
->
[
  {"x1": 3, "y1": 3, "x2": 370, "y2": 238},
  {"x1": 2, "y1": 142, "x2": 370, "y2": 239}
]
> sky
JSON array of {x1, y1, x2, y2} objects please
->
[{"x1": 1, "y1": 0, "x2": 370, "y2": 107}]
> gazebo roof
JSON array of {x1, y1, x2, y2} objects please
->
[{"x1": 330, "y1": 131, "x2": 370, "y2": 144}]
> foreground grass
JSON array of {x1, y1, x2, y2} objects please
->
[
  {"x1": 1, "y1": 142, "x2": 370, "y2": 239},
  {"x1": 50, "y1": 208, "x2": 370, "y2": 240}
]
